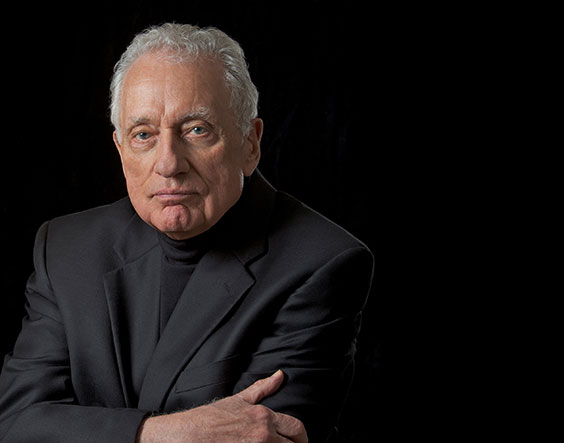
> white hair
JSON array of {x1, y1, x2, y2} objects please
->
[{"x1": 110, "y1": 23, "x2": 259, "y2": 141}]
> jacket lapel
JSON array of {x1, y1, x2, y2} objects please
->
[
  {"x1": 137, "y1": 249, "x2": 255, "y2": 411},
  {"x1": 103, "y1": 211, "x2": 161, "y2": 408}
]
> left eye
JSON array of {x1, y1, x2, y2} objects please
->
[{"x1": 191, "y1": 126, "x2": 207, "y2": 135}]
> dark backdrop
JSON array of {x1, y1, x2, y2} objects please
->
[{"x1": 0, "y1": 1, "x2": 425, "y2": 441}]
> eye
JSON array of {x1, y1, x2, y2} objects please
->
[
  {"x1": 190, "y1": 126, "x2": 208, "y2": 136},
  {"x1": 134, "y1": 131, "x2": 151, "y2": 141}
]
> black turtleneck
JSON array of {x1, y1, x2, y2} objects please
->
[{"x1": 157, "y1": 231, "x2": 211, "y2": 335}]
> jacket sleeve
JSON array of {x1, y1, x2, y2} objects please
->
[
  {"x1": 0, "y1": 222, "x2": 148, "y2": 442},
  {"x1": 233, "y1": 245, "x2": 374, "y2": 443}
]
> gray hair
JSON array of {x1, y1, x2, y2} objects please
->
[{"x1": 110, "y1": 23, "x2": 259, "y2": 141}]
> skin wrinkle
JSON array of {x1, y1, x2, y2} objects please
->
[{"x1": 125, "y1": 107, "x2": 220, "y2": 148}]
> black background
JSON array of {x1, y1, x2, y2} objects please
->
[{"x1": 0, "y1": 1, "x2": 437, "y2": 440}]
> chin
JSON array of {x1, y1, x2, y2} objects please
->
[{"x1": 153, "y1": 207, "x2": 205, "y2": 239}]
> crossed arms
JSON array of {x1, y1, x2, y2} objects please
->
[{"x1": 0, "y1": 220, "x2": 373, "y2": 442}]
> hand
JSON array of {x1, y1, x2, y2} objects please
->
[{"x1": 137, "y1": 370, "x2": 308, "y2": 442}]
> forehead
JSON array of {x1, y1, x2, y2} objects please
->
[{"x1": 120, "y1": 52, "x2": 231, "y2": 125}]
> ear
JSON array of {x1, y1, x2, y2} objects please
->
[
  {"x1": 113, "y1": 131, "x2": 129, "y2": 181},
  {"x1": 243, "y1": 118, "x2": 263, "y2": 177},
  {"x1": 113, "y1": 131, "x2": 128, "y2": 171},
  {"x1": 113, "y1": 131, "x2": 123, "y2": 158}
]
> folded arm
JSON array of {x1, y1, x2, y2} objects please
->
[
  {"x1": 0, "y1": 223, "x2": 314, "y2": 443},
  {"x1": 0, "y1": 223, "x2": 373, "y2": 442},
  {"x1": 137, "y1": 370, "x2": 307, "y2": 443},
  {"x1": 233, "y1": 246, "x2": 374, "y2": 442}
]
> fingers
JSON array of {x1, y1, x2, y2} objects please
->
[
  {"x1": 237, "y1": 369, "x2": 285, "y2": 404},
  {"x1": 234, "y1": 370, "x2": 308, "y2": 441},
  {"x1": 274, "y1": 412, "x2": 309, "y2": 443}
]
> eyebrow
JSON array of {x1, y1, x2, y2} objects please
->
[
  {"x1": 126, "y1": 117, "x2": 152, "y2": 131},
  {"x1": 179, "y1": 106, "x2": 214, "y2": 123}
]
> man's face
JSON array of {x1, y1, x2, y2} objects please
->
[{"x1": 114, "y1": 52, "x2": 262, "y2": 240}]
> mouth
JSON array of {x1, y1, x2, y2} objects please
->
[{"x1": 152, "y1": 189, "x2": 196, "y2": 202}]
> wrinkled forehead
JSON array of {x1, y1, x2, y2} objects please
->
[
  {"x1": 120, "y1": 53, "x2": 235, "y2": 131},
  {"x1": 124, "y1": 50, "x2": 225, "y2": 84}
]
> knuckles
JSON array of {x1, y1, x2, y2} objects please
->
[
  {"x1": 248, "y1": 404, "x2": 274, "y2": 423},
  {"x1": 246, "y1": 405, "x2": 277, "y2": 442}
]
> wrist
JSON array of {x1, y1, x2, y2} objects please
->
[{"x1": 135, "y1": 410, "x2": 197, "y2": 443}]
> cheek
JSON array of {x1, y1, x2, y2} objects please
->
[
  {"x1": 197, "y1": 145, "x2": 244, "y2": 184},
  {"x1": 122, "y1": 156, "x2": 149, "y2": 189},
  {"x1": 121, "y1": 157, "x2": 155, "y2": 218},
  {"x1": 200, "y1": 159, "x2": 243, "y2": 203},
  {"x1": 192, "y1": 151, "x2": 243, "y2": 212}
]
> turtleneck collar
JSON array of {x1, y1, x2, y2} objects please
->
[{"x1": 158, "y1": 229, "x2": 211, "y2": 264}]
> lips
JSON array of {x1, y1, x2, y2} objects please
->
[
  {"x1": 152, "y1": 189, "x2": 196, "y2": 201},
  {"x1": 154, "y1": 189, "x2": 192, "y2": 196}
]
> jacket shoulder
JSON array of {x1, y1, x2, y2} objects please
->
[
  {"x1": 270, "y1": 191, "x2": 372, "y2": 260},
  {"x1": 40, "y1": 198, "x2": 135, "y2": 268},
  {"x1": 47, "y1": 197, "x2": 134, "y2": 241}
]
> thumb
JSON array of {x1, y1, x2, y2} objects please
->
[{"x1": 237, "y1": 370, "x2": 284, "y2": 404}]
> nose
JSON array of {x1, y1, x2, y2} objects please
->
[{"x1": 153, "y1": 131, "x2": 190, "y2": 178}]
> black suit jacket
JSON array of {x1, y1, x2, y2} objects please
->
[{"x1": 0, "y1": 171, "x2": 373, "y2": 442}]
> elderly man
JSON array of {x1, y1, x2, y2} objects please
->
[{"x1": 0, "y1": 23, "x2": 373, "y2": 442}]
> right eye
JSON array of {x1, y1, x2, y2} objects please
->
[{"x1": 134, "y1": 131, "x2": 151, "y2": 141}]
